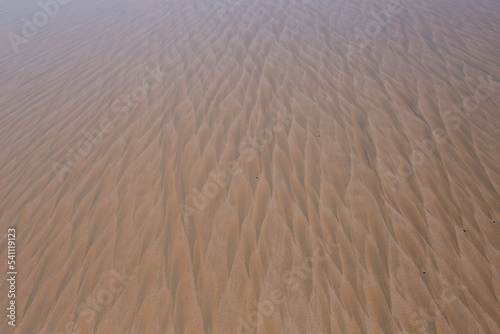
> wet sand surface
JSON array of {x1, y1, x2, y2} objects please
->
[{"x1": 0, "y1": 0, "x2": 500, "y2": 333}]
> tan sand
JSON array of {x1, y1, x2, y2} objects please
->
[{"x1": 1, "y1": 0, "x2": 499, "y2": 333}]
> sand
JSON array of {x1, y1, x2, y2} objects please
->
[{"x1": 1, "y1": 0, "x2": 500, "y2": 333}]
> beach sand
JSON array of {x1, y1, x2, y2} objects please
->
[{"x1": 0, "y1": 0, "x2": 499, "y2": 333}]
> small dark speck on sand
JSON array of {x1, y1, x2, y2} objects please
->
[
  {"x1": 423, "y1": 272, "x2": 426, "y2": 274},
  {"x1": 463, "y1": 229, "x2": 467, "y2": 232}
]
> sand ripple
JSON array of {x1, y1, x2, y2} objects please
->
[{"x1": 1, "y1": 0, "x2": 499, "y2": 333}]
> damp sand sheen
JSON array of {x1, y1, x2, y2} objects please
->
[{"x1": 0, "y1": 0, "x2": 500, "y2": 333}]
